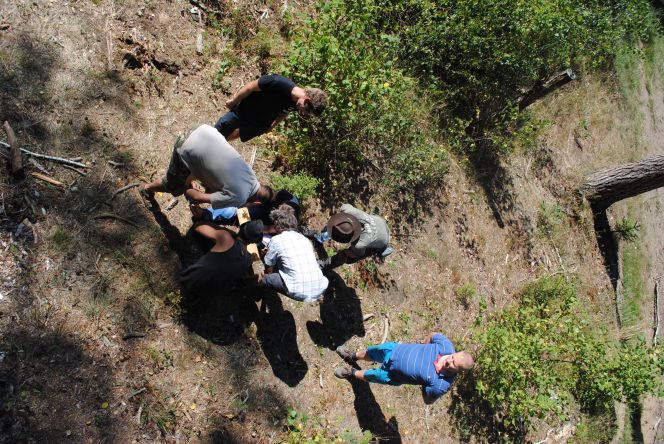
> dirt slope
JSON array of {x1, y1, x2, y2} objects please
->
[{"x1": 1, "y1": 1, "x2": 663, "y2": 443}]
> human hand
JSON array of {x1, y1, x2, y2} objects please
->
[
  {"x1": 226, "y1": 98, "x2": 238, "y2": 110},
  {"x1": 256, "y1": 270, "x2": 265, "y2": 283}
]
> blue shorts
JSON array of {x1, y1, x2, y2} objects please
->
[
  {"x1": 214, "y1": 111, "x2": 270, "y2": 142},
  {"x1": 363, "y1": 342, "x2": 400, "y2": 386}
]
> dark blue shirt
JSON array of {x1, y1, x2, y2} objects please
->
[
  {"x1": 236, "y1": 75, "x2": 296, "y2": 125},
  {"x1": 388, "y1": 334, "x2": 456, "y2": 399}
]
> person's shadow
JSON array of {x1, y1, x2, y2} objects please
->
[
  {"x1": 146, "y1": 197, "x2": 308, "y2": 385},
  {"x1": 254, "y1": 291, "x2": 308, "y2": 387},
  {"x1": 306, "y1": 270, "x2": 366, "y2": 349},
  {"x1": 350, "y1": 379, "x2": 402, "y2": 443}
]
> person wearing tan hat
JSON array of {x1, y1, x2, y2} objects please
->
[{"x1": 315, "y1": 203, "x2": 393, "y2": 269}]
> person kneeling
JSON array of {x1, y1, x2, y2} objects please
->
[
  {"x1": 180, "y1": 219, "x2": 264, "y2": 296},
  {"x1": 260, "y1": 205, "x2": 328, "y2": 302}
]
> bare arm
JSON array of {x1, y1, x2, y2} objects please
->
[
  {"x1": 226, "y1": 80, "x2": 260, "y2": 109},
  {"x1": 185, "y1": 188, "x2": 212, "y2": 205},
  {"x1": 193, "y1": 222, "x2": 225, "y2": 242}
]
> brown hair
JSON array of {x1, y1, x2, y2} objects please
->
[
  {"x1": 270, "y1": 204, "x2": 298, "y2": 232},
  {"x1": 304, "y1": 88, "x2": 327, "y2": 116}
]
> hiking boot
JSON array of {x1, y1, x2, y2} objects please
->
[
  {"x1": 334, "y1": 367, "x2": 353, "y2": 380},
  {"x1": 336, "y1": 346, "x2": 356, "y2": 364},
  {"x1": 381, "y1": 246, "x2": 394, "y2": 258}
]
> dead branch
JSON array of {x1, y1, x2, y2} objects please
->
[
  {"x1": 62, "y1": 164, "x2": 87, "y2": 176},
  {"x1": 249, "y1": 146, "x2": 257, "y2": 167},
  {"x1": 655, "y1": 280, "x2": 661, "y2": 346},
  {"x1": 30, "y1": 172, "x2": 65, "y2": 189},
  {"x1": 0, "y1": 140, "x2": 88, "y2": 168},
  {"x1": 28, "y1": 157, "x2": 49, "y2": 174},
  {"x1": 381, "y1": 315, "x2": 390, "y2": 344},
  {"x1": 107, "y1": 160, "x2": 124, "y2": 168},
  {"x1": 3, "y1": 121, "x2": 22, "y2": 175},
  {"x1": 128, "y1": 387, "x2": 147, "y2": 398},
  {"x1": 110, "y1": 182, "x2": 140, "y2": 200},
  {"x1": 94, "y1": 213, "x2": 139, "y2": 227},
  {"x1": 123, "y1": 331, "x2": 146, "y2": 340}
]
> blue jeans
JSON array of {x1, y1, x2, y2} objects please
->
[{"x1": 363, "y1": 342, "x2": 400, "y2": 385}]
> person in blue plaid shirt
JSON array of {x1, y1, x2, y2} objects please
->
[{"x1": 260, "y1": 205, "x2": 328, "y2": 302}]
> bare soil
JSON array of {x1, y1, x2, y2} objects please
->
[{"x1": 1, "y1": 1, "x2": 663, "y2": 443}]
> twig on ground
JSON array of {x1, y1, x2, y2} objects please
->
[
  {"x1": 136, "y1": 404, "x2": 143, "y2": 425},
  {"x1": 654, "y1": 280, "x2": 660, "y2": 346},
  {"x1": 128, "y1": 387, "x2": 147, "y2": 398},
  {"x1": 363, "y1": 313, "x2": 375, "y2": 322},
  {"x1": 28, "y1": 157, "x2": 49, "y2": 174},
  {"x1": 123, "y1": 332, "x2": 146, "y2": 340},
  {"x1": 30, "y1": 172, "x2": 65, "y2": 189},
  {"x1": 94, "y1": 213, "x2": 139, "y2": 228},
  {"x1": 381, "y1": 315, "x2": 390, "y2": 344},
  {"x1": 62, "y1": 164, "x2": 87, "y2": 176},
  {"x1": 0, "y1": 140, "x2": 88, "y2": 168},
  {"x1": 110, "y1": 182, "x2": 140, "y2": 200},
  {"x1": 249, "y1": 146, "x2": 257, "y2": 167},
  {"x1": 3, "y1": 121, "x2": 22, "y2": 175},
  {"x1": 107, "y1": 160, "x2": 124, "y2": 168},
  {"x1": 165, "y1": 198, "x2": 179, "y2": 211}
]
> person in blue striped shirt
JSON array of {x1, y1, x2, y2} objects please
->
[{"x1": 334, "y1": 332, "x2": 474, "y2": 404}]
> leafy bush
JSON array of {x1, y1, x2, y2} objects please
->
[
  {"x1": 281, "y1": 0, "x2": 659, "y2": 175},
  {"x1": 279, "y1": 0, "x2": 449, "y2": 205},
  {"x1": 473, "y1": 275, "x2": 664, "y2": 433},
  {"x1": 270, "y1": 172, "x2": 320, "y2": 204}
]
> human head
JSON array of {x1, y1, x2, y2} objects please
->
[
  {"x1": 326, "y1": 212, "x2": 361, "y2": 244},
  {"x1": 438, "y1": 351, "x2": 474, "y2": 374},
  {"x1": 239, "y1": 220, "x2": 264, "y2": 243},
  {"x1": 296, "y1": 88, "x2": 327, "y2": 117},
  {"x1": 270, "y1": 204, "x2": 298, "y2": 233},
  {"x1": 255, "y1": 184, "x2": 275, "y2": 206}
]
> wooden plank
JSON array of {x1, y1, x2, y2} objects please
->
[
  {"x1": 3, "y1": 121, "x2": 22, "y2": 175},
  {"x1": 236, "y1": 207, "x2": 264, "y2": 275},
  {"x1": 237, "y1": 207, "x2": 251, "y2": 225}
]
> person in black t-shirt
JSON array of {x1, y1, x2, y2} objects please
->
[
  {"x1": 214, "y1": 74, "x2": 327, "y2": 142},
  {"x1": 180, "y1": 219, "x2": 264, "y2": 296}
]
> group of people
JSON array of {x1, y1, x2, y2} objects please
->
[{"x1": 143, "y1": 74, "x2": 473, "y2": 405}]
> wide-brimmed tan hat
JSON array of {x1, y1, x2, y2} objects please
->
[{"x1": 326, "y1": 212, "x2": 361, "y2": 244}]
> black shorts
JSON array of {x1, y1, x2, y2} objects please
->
[
  {"x1": 214, "y1": 110, "x2": 271, "y2": 142},
  {"x1": 161, "y1": 129, "x2": 193, "y2": 196}
]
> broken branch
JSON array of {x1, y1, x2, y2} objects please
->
[
  {"x1": 3, "y1": 121, "x2": 22, "y2": 175},
  {"x1": 94, "y1": 213, "x2": 139, "y2": 227},
  {"x1": 0, "y1": 140, "x2": 88, "y2": 168},
  {"x1": 30, "y1": 172, "x2": 65, "y2": 189},
  {"x1": 111, "y1": 182, "x2": 140, "y2": 200}
]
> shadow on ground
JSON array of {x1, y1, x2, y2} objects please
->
[
  {"x1": 306, "y1": 270, "x2": 365, "y2": 349},
  {"x1": 0, "y1": 331, "x2": 121, "y2": 443},
  {"x1": 350, "y1": 379, "x2": 402, "y2": 443}
]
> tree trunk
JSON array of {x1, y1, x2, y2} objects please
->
[{"x1": 580, "y1": 153, "x2": 664, "y2": 211}]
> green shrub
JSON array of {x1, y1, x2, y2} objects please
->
[
  {"x1": 270, "y1": 172, "x2": 320, "y2": 203},
  {"x1": 472, "y1": 275, "x2": 664, "y2": 434},
  {"x1": 615, "y1": 217, "x2": 640, "y2": 243},
  {"x1": 280, "y1": 0, "x2": 449, "y2": 206}
]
